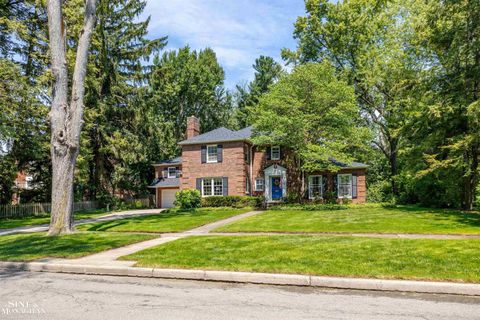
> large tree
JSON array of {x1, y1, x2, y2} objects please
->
[
  {"x1": 283, "y1": 0, "x2": 423, "y2": 197},
  {"x1": 410, "y1": 0, "x2": 480, "y2": 209},
  {"x1": 78, "y1": 0, "x2": 166, "y2": 199},
  {"x1": 46, "y1": 0, "x2": 97, "y2": 235},
  {"x1": 234, "y1": 56, "x2": 284, "y2": 128},
  {"x1": 251, "y1": 62, "x2": 371, "y2": 194},
  {"x1": 148, "y1": 46, "x2": 232, "y2": 141},
  {"x1": 0, "y1": 59, "x2": 48, "y2": 204}
]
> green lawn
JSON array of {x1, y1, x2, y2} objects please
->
[
  {"x1": 122, "y1": 235, "x2": 480, "y2": 283},
  {"x1": 214, "y1": 205, "x2": 480, "y2": 234},
  {"x1": 78, "y1": 207, "x2": 252, "y2": 233},
  {"x1": 0, "y1": 232, "x2": 156, "y2": 261},
  {"x1": 0, "y1": 208, "x2": 111, "y2": 230}
]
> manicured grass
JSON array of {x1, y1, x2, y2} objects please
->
[
  {"x1": 0, "y1": 208, "x2": 111, "y2": 230},
  {"x1": 122, "y1": 235, "x2": 480, "y2": 283},
  {"x1": 78, "y1": 207, "x2": 252, "y2": 233},
  {"x1": 0, "y1": 232, "x2": 156, "y2": 261},
  {"x1": 215, "y1": 205, "x2": 480, "y2": 234}
]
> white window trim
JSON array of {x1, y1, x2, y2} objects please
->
[
  {"x1": 201, "y1": 177, "x2": 223, "y2": 197},
  {"x1": 308, "y1": 175, "x2": 323, "y2": 199},
  {"x1": 271, "y1": 146, "x2": 280, "y2": 160},
  {"x1": 254, "y1": 177, "x2": 264, "y2": 192},
  {"x1": 167, "y1": 167, "x2": 176, "y2": 178},
  {"x1": 206, "y1": 145, "x2": 218, "y2": 163},
  {"x1": 337, "y1": 173, "x2": 353, "y2": 199}
]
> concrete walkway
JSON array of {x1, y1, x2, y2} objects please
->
[
  {"x1": 42, "y1": 210, "x2": 264, "y2": 267},
  {"x1": 0, "y1": 208, "x2": 164, "y2": 236}
]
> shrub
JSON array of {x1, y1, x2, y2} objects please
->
[
  {"x1": 201, "y1": 196, "x2": 263, "y2": 208},
  {"x1": 174, "y1": 189, "x2": 201, "y2": 210}
]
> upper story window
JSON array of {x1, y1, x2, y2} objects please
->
[
  {"x1": 207, "y1": 145, "x2": 218, "y2": 163},
  {"x1": 308, "y1": 175, "x2": 323, "y2": 199},
  {"x1": 271, "y1": 146, "x2": 281, "y2": 160},
  {"x1": 337, "y1": 174, "x2": 352, "y2": 198},
  {"x1": 167, "y1": 167, "x2": 177, "y2": 178}
]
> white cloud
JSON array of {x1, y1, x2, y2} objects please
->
[{"x1": 143, "y1": 0, "x2": 304, "y2": 88}]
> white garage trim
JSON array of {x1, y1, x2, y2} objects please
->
[{"x1": 161, "y1": 189, "x2": 178, "y2": 208}]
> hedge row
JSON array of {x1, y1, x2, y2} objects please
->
[{"x1": 200, "y1": 195, "x2": 264, "y2": 208}]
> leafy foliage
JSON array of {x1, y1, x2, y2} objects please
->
[{"x1": 174, "y1": 189, "x2": 201, "y2": 210}]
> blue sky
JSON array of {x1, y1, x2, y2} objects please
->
[{"x1": 143, "y1": 0, "x2": 306, "y2": 89}]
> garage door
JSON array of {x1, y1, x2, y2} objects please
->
[{"x1": 161, "y1": 189, "x2": 178, "y2": 208}]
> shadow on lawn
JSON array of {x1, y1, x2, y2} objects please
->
[
  {"x1": 383, "y1": 204, "x2": 480, "y2": 228},
  {"x1": 80, "y1": 210, "x2": 209, "y2": 232}
]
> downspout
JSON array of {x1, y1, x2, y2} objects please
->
[{"x1": 250, "y1": 144, "x2": 254, "y2": 195}]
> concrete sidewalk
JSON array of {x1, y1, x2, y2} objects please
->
[
  {"x1": 1, "y1": 261, "x2": 480, "y2": 296},
  {"x1": 42, "y1": 210, "x2": 264, "y2": 267},
  {"x1": 0, "y1": 208, "x2": 164, "y2": 236}
]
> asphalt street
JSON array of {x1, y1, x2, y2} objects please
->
[{"x1": 0, "y1": 271, "x2": 479, "y2": 320}]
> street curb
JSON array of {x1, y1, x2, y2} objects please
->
[{"x1": 1, "y1": 261, "x2": 480, "y2": 296}]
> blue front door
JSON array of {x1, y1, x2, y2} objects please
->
[{"x1": 271, "y1": 177, "x2": 282, "y2": 200}]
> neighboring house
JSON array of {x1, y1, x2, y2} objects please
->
[
  {"x1": 149, "y1": 116, "x2": 367, "y2": 208},
  {"x1": 11, "y1": 171, "x2": 34, "y2": 204}
]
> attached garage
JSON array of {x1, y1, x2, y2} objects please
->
[
  {"x1": 161, "y1": 189, "x2": 178, "y2": 208},
  {"x1": 148, "y1": 177, "x2": 181, "y2": 208}
]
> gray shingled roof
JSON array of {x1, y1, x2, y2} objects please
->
[
  {"x1": 148, "y1": 177, "x2": 180, "y2": 188},
  {"x1": 153, "y1": 156, "x2": 182, "y2": 166},
  {"x1": 329, "y1": 158, "x2": 368, "y2": 168},
  {"x1": 178, "y1": 126, "x2": 253, "y2": 145}
]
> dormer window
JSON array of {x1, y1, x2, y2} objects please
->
[
  {"x1": 271, "y1": 146, "x2": 281, "y2": 160},
  {"x1": 167, "y1": 167, "x2": 177, "y2": 178},
  {"x1": 207, "y1": 145, "x2": 218, "y2": 163}
]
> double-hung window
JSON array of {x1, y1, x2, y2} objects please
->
[
  {"x1": 337, "y1": 174, "x2": 352, "y2": 198},
  {"x1": 167, "y1": 167, "x2": 176, "y2": 178},
  {"x1": 308, "y1": 175, "x2": 323, "y2": 199},
  {"x1": 207, "y1": 145, "x2": 218, "y2": 163},
  {"x1": 254, "y1": 177, "x2": 264, "y2": 191},
  {"x1": 202, "y1": 178, "x2": 223, "y2": 196},
  {"x1": 271, "y1": 146, "x2": 280, "y2": 160}
]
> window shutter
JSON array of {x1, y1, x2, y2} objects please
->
[
  {"x1": 333, "y1": 175, "x2": 338, "y2": 197},
  {"x1": 196, "y1": 178, "x2": 202, "y2": 192},
  {"x1": 322, "y1": 175, "x2": 328, "y2": 196},
  {"x1": 162, "y1": 169, "x2": 168, "y2": 178},
  {"x1": 266, "y1": 147, "x2": 271, "y2": 160},
  {"x1": 307, "y1": 176, "x2": 312, "y2": 199},
  {"x1": 217, "y1": 144, "x2": 223, "y2": 162},
  {"x1": 201, "y1": 145, "x2": 207, "y2": 163},
  {"x1": 352, "y1": 174, "x2": 358, "y2": 199},
  {"x1": 222, "y1": 177, "x2": 228, "y2": 196}
]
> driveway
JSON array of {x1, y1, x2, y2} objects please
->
[{"x1": 1, "y1": 271, "x2": 479, "y2": 320}]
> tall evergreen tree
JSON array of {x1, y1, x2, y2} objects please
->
[
  {"x1": 78, "y1": 0, "x2": 167, "y2": 199},
  {"x1": 148, "y1": 46, "x2": 232, "y2": 141},
  {"x1": 410, "y1": 0, "x2": 480, "y2": 209},
  {"x1": 234, "y1": 56, "x2": 283, "y2": 128}
]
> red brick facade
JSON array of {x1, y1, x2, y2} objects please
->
[
  {"x1": 181, "y1": 141, "x2": 248, "y2": 195},
  {"x1": 179, "y1": 142, "x2": 367, "y2": 203}
]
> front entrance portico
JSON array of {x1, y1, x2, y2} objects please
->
[{"x1": 264, "y1": 165, "x2": 287, "y2": 202}]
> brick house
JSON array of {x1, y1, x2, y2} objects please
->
[{"x1": 150, "y1": 116, "x2": 367, "y2": 208}]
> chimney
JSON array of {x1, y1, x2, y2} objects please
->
[{"x1": 186, "y1": 116, "x2": 200, "y2": 139}]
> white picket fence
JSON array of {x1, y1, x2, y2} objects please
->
[{"x1": 0, "y1": 200, "x2": 99, "y2": 219}]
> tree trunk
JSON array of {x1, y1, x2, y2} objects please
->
[
  {"x1": 47, "y1": 0, "x2": 97, "y2": 235},
  {"x1": 389, "y1": 146, "x2": 399, "y2": 197},
  {"x1": 462, "y1": 150, "x2": 478, "y2": 211}
]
